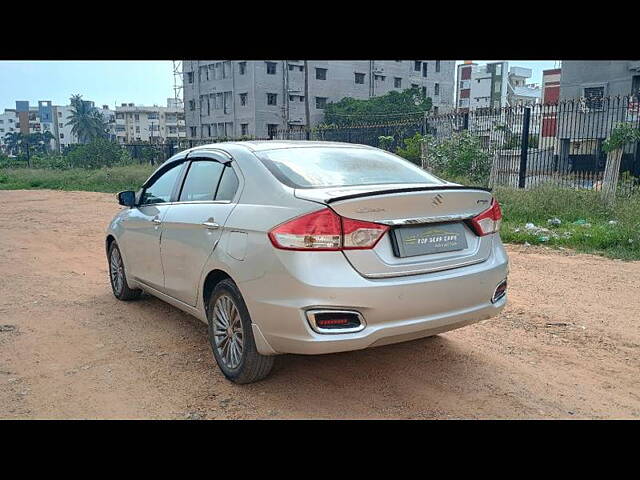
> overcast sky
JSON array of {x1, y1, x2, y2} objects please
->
[{"x1": 0, "y1": 60, "x2": 560, "y2": 112}]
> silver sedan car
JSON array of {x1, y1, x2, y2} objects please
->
[{"x1": 106, "y1": 141, "x2": 508, "y2": 383}]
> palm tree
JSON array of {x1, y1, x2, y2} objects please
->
[
  {"x1": 66, "y1": 94, "x2": 108, "y2": 144},
  {"x1": 3, "y1": 132, "x2": 22, "y2": 155}
]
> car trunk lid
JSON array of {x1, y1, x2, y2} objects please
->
[{"x1": 295, "y1": 184, "x2": 495, "y2": 278}]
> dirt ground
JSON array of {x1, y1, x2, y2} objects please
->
[{"x1": 0, "y1": 189, "x2": 639, "y2": 419}]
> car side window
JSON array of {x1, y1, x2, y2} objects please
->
[
  {"x1": 179, "y1": 160, "x2": 225, "y2": 202},
  {"x1": 140, "y1": 163, "x2": 183, "y2": 205},
  {"x1": 215, "y1": 166, "x2": 239, "y2": 201}
]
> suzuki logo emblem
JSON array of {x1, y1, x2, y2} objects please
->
[{"x1": 432, "y1": 194, "x2": 444, "y2": 207}]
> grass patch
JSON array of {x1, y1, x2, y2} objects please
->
[
  {"x1": 0, "y1": 164, "x2": 155, "y2": 193},
  {"x1": 495, "y1": 185, "x2": 640, "y2": 260}
]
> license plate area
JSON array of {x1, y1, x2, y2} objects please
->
[{"x1": 390, "y1": 222, "x2": 468, "y2": 258}]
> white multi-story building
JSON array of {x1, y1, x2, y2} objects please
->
[
  {"x1": 115, "y1": 99, "x2": 186, "y2": 143},
  {"x1": 456, "y1": 61, "x2": 541, "y2": 111},
  {"x1": 0, "y1": 109, "x2": 19, "y2": 151},
  {"x1": 183, "y1": 60, "x2": 457, "y2": 139}
]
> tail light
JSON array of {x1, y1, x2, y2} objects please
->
[
  {"x1": 469, "y1": 199, "x2": 502, "y2": 236},
  {"x1": 268, "y1": 208, "x2": 389, "y2": 251}
]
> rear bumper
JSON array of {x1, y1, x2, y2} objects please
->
[{"x1": 241, "y1": 238, "x2": 508, "y2": 355}]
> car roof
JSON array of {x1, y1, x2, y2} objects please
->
[
  {"x1": 188, "y1": 140, "x2": 377, "y2": 154},
  {"x1": 149, "y1": 140, "x2": 378, "y2": 186}
]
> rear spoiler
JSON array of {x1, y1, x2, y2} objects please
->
[{"x1": 325, "y1": 185, "x2": 493, "y2": 204}]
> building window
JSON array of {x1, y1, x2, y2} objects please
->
[
  {"x1": 414, "y1": 61, "x2": 421, "y2": 72},
  {"x1": 433, "y1": 106, "x2": 439, "y2": 115},
  {"x1": 422, "y1": 62, "x2": 428, "y2": 78},
  {"x1": 266, "y1": 62, "x2": 277, "y2": 75},
  {"x1": 374, "y1": 74, "x2": 386, "y2": 82},
  {"x1": 394, "y1": 77, "x2": 402, "y2": 88},
  {"x1": 435, "y1": 60, "x2": 441, "y2": 73},
  {"x1": 224, "y1": 92, "x2": 232, "y2": 114},
  {"x1": 239, "y1": 62, "x2": 246, "y2": 75},
  {"x1": 241, "y1": 123, "x2": 248, "y2": 136},
  {"x1": 355, "y1": 73, "x2": 365, "y2": 84},
  {"x1": 583, "y1": 86, "x2": 605, "y2": 110},
  {"x1": 315, "y1": 97, "x2": 327, "y2": 109},
  {"x1": 632, "y1": 75, "x2": 640, "y2": 99},
  {"x1": 434, "y1": 83, "x2": 440, "y2": 96},
  {"x1": 187, "y1": 72, "x2": 194, "y2": 84},
  {"x1": 189, "y1": 126, "x2": 197, "y2": 137},
  {"x1": 315, "y1": 68, "x2": 327, "y2": 80},
  {"x1": 411, "y1": 83, "x2": 419, "y2": 89},
  {"x1": 60, "y1": 133, "x2": 64, "y2": 138},
  {"x1": 239, "y1": 93, "x2": 248, "y2": 106},
  {"x1": 422, "y1": 87, "x2": 427, "y2": 97},
  {"x1": 189, "y1": 100, "x2": 195, "y2": 111},
  {"x1": 267, "y1": 93, "x2": 278, "y2": 106},
  {"x1": 134, "y1": 114, "x2": 140, "y2": 121},
  {"x1": 267, "y1": 123, "x2": 279, "y2": 139}
]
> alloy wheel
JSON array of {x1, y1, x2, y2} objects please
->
[
  {"x1": 110, "y1": 248, "x2": 124, "y2": 295},
  {"x1": 212, "y1": 294, "x2": 244, "y2": 369}
]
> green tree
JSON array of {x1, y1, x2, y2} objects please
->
[
  {"x1": 66, "y1": 94, "x2": 108, "y2": 144},
  {"x1": 323, "y1": 87, "x2": 432, "y2": 126},
  {"x1": 3, "y1": 132, "x2": 23, "y2": 155}
]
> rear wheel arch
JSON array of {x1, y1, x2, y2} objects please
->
[{"x1": 202, "y1": 269, "x2": 233, "y2": 314}]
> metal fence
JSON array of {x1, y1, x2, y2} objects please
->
[{"x1": 423, "y1": 96, "x2": 640, "y2": 195}]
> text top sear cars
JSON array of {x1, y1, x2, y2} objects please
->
[{"x1": 106, "y1": 141, "x2": 508, "y2": 383}]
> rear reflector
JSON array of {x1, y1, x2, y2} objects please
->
[
  {"x1": 306, "y1": 310, "x2": 365, "y2": 334},
  {"x1": 492, "y1": 279, "x2": 507, "y2": 303},
  {"x1": 469, "y1": 199, "x2": 502, "y2": 236},
  {"x1": 268, "y1": 208, "x2": 389, "y2": 251}
]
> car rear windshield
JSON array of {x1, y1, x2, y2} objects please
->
[{"x1": 255, "y1": 147, "x2": 443, "y2": 189}]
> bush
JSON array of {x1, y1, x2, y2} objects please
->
[
  {"x1": 395, "y1": 132, "x2": 423, "y2": 165},
  {"x1": 424, "y1": 131, "x2": 491, "y2": 185},
  {"x1": 30, "y1": 154, "x2": 70, "y2": 170},
  {"x1": 66, "y1": 138, "x2": 132, "y2": 169}
]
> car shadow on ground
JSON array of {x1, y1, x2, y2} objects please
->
[{"x1": 110, "y1": 292, "x2": 515, "y2": 418}]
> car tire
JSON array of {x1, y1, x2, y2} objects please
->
[
  {"x1": 207, "y1": 279, "x2": 274, "y2": 384},
  {"x1": 108, "y1": 242, "x2": 142, "y2": 301}
]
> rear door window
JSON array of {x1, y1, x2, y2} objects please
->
[{"x1": 179, "y1": 160, "x2": 225, "y2": 202}]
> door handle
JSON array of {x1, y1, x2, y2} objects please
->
[
  {"x1": 152, "y1": 218, "x2": 162, "y2": 225},
  {"x1": 202, "y1": 221, "x2": 220, "y2": 230}
]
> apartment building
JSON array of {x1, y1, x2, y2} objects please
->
[
  {"x1": 456, "y1": 61, "x2": 541, "y2": 112},
  {"x1": 0, "y1": 109, "x2": 19, "y2": 150},
  {"x1": 182, "y1": 60, "x2": 456, "y2": 139},
  {"x1": 559, "y1": 60, "x2": 640, "y2": 102},
  {"x1": 115, "y1": 99, "x2": 186, "y2": 143},
  {"x1": 539, "y1": 68, "x2": 562, "y2": 150},
  {"x1": 0, "y1": 100, "x2": 118, "y2": 152},
  {"x1": 555, "y1": 61, "x2": 640, "y2": 165}
]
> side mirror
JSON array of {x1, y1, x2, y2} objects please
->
[{"x1": 117, "y1": 190, "x2": 136, "y2": 207}]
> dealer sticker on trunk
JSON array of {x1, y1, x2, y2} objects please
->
[{"x1": 392, "y1": 222, "x2": 468, "y2": 257}]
